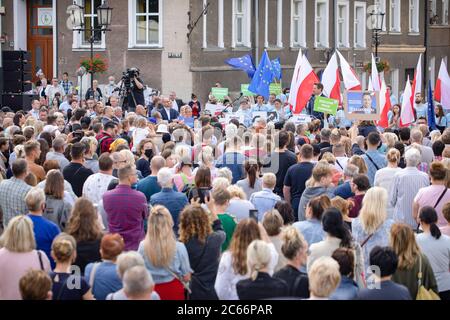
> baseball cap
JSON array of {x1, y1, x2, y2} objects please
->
[{"x1": 156, "y1": 124, "x2": 169, "y2": 134}]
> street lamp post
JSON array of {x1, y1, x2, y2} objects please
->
[
  {"x1": 370, "y1": 9, "x2": 385, "y2": 62},
  {"x1": 67, "y1": 1, "x2": 112, "y2": 98}
]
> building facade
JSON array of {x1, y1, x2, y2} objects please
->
[{"x1": 1, "y1": 0, "x2": 449, "y2": 103}]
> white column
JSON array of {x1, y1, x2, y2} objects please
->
[
  {"x1": 203, "y1": 0, "x2": 207, "y2": 48},
  {"x1": 218, "y1": 0, "x2": 224, "y2": 48},
  {"x1": 277, "y1": 0, "x2": 283, "y2": 47},
  {"x1": 264, "y1": 0, "x2": 269, "y2": 48},
  {"x1": 53, "y1": 0, "x2": 57, "y2": 77}
]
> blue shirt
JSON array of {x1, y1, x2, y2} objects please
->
[
  {"x1": 237, "y1": 108, "x2": 253, "y2": 127},
  {"x1": 150, "y1": 188, "x2": 188, "y2": 234},
  {"x1": 292, "y1": 219, "x2": 325, "y2": 247},
  {"x1": 28, "y1": 214, "x2": 60, "y2": 268},
  {"x1": 85, "y1": 261, "x2": 123, "y2": 300},
  {"x1": 333, "y1": 181, "x2": 354, "y2": 200},
  {"x1": 137, "y1": 176, "x2": 161, "y2": 202},
  {"x1": 362, "y1": 150, "x2": 387, "y2": 186},
  {"x1": 436, "y1": 116, "x2": 448, "y2": 127},
  {"x1": 446, "y1": 113, "x2": 450, "y2": 128},
  {"x1": 215, "y1": 152, "x2": 246, "y2": 184},
  {"x1": 251, "y1": 104, "x2": 271, "y2": 113},
  {"x1": 414, "y1": 103, "x2": 428, "y2": 119},
  {"x1": 332, "y1": 109, "x2": 353, "y2": 128},
  {"x1": 249, "y1": 188, "x2": 281, "y2": 221},
  {"x1": 330, "y1": 276, "x2": 359, "y2": 300}
]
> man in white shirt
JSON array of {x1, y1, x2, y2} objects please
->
[
  {"x1": 169, "y1": 91, "x2": 181, "y2": 113},
  {"x1": 407, "y1": 129, "x2": 435, "y2": 168},
  {"x1": 332, "y1": 143, "x2": 349, "y2": 172},
  {"x1": 82, "y1": 153, "x2": 117, "y2": 205},
  {"x1": 105, "y1": 76, "x2": 118, "y2": 99},
  {"x1": 46, "y1": 78, "x2": 65, "y2": 102},
  {"x1": 29, "y1": 99, "x2": 41, "y2": 119}
]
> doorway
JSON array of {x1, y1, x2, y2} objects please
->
[{"x1": 27, "y1": 0, "x2": 54, "y2": 83}]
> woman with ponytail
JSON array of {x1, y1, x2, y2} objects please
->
[
  {"x1": 236, "y1": 160, "x2": 262, "y2": 200},
  {"x1": 307, "y1": 208, "x2": 354, "y2": 271},
  {"x1": 236, "y1": 240, "x2": 289, "y2": 300},
  {"x1": 416, "y1": 206, "x2": 450, "y2": 300}
]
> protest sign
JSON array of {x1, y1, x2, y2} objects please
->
[
  {"x1": 211, "y1": 88, "x2": 229, "y2": 100},
  {"x1": 314, "y1": 96, "x2": 339, "y2": 115}
]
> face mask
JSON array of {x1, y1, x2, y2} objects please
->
[{"x1": 144, "y1": 149, "x2": 153, "y2": 159}]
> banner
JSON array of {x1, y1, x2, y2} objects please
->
[{"x1": 313, "y1": 96, "x2": 339, "y2": 115}]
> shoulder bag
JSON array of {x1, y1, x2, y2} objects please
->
[
  {"x1": 416, "y1": 187, "x2": 448, "y2": 233},
  {"x1": 364, "y1": 153, "x2": 380, "y2": 171},
  {"x1": 416, "y1": 255, "x2": 440, "y2": 300}
]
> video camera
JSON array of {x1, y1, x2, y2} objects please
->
[{"x1": 121, "y1": 67, "x2": 140, "y2": 89}]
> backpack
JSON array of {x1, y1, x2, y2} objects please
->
[
  {"x1": 96, "y1": 135, "x2": 110, "y2": 155},
  {"x1": 180, "y1": 173, "x2": 195, "y2": 196}
]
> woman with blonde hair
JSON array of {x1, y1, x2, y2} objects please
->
[
  {"x1": 383, "y1": 132, "x2": 399, "y2": 150},
  {"x1": 119, "y1": 149, "x2": 143, "y2": 179},
  {"x1": 193, "y1": 146, "x2": 218, "y2": 179},
  {"x1": 65, "y1": 198, "x2": 104, "y2": 273},
  {"x1": 321, "y1": 152, "x2": 343, "y2": 186},
  {"x1": 44, "y1": 169, "x2": 72, "y2": 230},
  {"x1": 214, "y1": 219, "x2": 279, "y2": 300},
  {"x1": 138, "y1": 205, "x2": 192, "y2": 300},
  {"x1": 390, "y1": 223, "x2": 438, "y2": 299},
  {"x1": 348, "y1": 155, "x2": 368, "y2": 175},
  {"x1": 0, "y1": 215, "x2": 51, "y2": 299},
  {"x1": 307, "y1": 257, "x2": 341, "y2": 300},
  {"x1": 262, "y1": 209, "x2": 287, "y2": 272},
  {"x1": 132, "y1": 117, "x2": 150, "y2": 153},
  {"x1": 352, "y1": 187, "x2": 394, "y2": 270},
  {"x1": 273, "y1": 226, "x2": 310, "y2": 298},
  {"x1": 179, "y1": 204, "x2": 226, "y2": 300},
  {"x1": 80, "y1": 136, "x2": 99, "y2": 173},
  {"x1": 236, "y1": 240, "x2": 289, "y2": 299},
  {"x1": 49, "y1": 233, "x2": 94, "y2": 300},
  {"x1": 374, "y1": 149, "x2": 402, "y2": 213},
  {"x1": 226, "y1": 184, "x2": 256, "y2": 222}
]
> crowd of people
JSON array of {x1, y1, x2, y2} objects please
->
[{"x1": 0, "y1": 73, "x2": 449, "y2": 301}]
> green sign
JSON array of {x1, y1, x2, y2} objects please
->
[
  {"x1": 211, "y1": 87, "x2": 229, "y2": 100},
  {"x1": 314, "y1": 96, "x2": 339, "y2": 115},
  {"x1": 269, "y1": 83, "x2": 282, "y2": 95},
  {"x1": 241, "y1": 84, "x2": 253, "y2": 97}
]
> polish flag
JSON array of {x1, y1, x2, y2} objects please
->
[
  {"x1": 410, "y1": 54, "x2": 422, "y2": 108},
  {"x1": 322, "y1": 52, "x2": 341, "y2": 101},
  {"x1": 291, "y1": 55, "x2": 319, "y2": 114},
  {"x1": 371, "y1": 54, "x2": 381, "y2": 92},
  {"x1": 400, "y1": 76, "x2": 415, "y2": 127},
  {"x1": 435, "y1": 59, "x2": 450, "y2": 109},
  {"x1": 378, "y1": 80, "x2": 392, "y2": 129},
  {"x1": 368, "y1": 77, "x2": 373, "y2": 91},
  {"x1": 288, "y1": 50, "x2": 303, "y2": 110},
  {"x1": 336, "y1": 50, "x2": 361, "y2": 90}
]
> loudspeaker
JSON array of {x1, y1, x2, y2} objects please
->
[
  {"x1": 3, "y1": 60, "x2": 32, "y2": 72},
  {"x1": 2, "y1": 50, "x2": 31, "y2": 62},
  {"x1": 3, "y1": 71, "x2": 32, "y2": 93},
  {"x1": 1, "y1": 94, "x2": 37, "y2": 112}
]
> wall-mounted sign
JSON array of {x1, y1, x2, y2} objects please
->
[
  {"x1": 168, "y1": 52, "x2": 182, "y2": 59},
  {"x1": 38, "y1": 8, "x2": 53, "y2": 27}
]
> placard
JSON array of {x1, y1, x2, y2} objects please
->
[
  {"x1": 269, "y1": 83, "x2": 282, "y2": 95},
  {"x1": 290, "y1": 114, "x2": 312, "y2": 125},
  {"x1": 211, "y1": 88, "x2": 229, "y2": 101},
  {"x1": 225, "y1": 113, "x2": 245, "y2": 124},
  {"x1": 314, "y1": 96, "x2": 339, "y2": 115},
  {"x1": 252, "y1": 111, "x2": 268, "y2": 123},
  {"x1": 204, "y1": 103, "x2": 225, "y2": 116},
  {"x1": 343, "y1": 90, "x2": 381, "y2": 121},
  {"x1": 241, "y1": 84, "x2": 253, "y2": 97}
]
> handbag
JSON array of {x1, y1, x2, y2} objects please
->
[{"x1": 416, "y1": 255, "x2": 440, "y2": 300}]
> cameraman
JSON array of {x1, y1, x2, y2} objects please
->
[{"x1": 121, "y1": 68, "x2": 145, "y2": 112}]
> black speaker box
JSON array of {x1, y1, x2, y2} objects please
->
[
  {"x1": 2, "y1": 51, "x2": 31, "y2": 61},
  {"x1": 4, "y1": 70, "x2": 32, "y2": 81},
  {"x1": 3, "y1": 60, "x2": 32, "y2": 72},
  {"x1": 0, "y1": 94, "x2": 36, "y2": 112}
]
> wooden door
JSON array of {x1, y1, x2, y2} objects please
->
[{"x1": 27, "y1": 0, "x2": 54, "y2": 82}]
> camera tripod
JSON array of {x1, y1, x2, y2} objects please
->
[{"x1": 117, "y1": 79, "x2": 138, "y2": 113}]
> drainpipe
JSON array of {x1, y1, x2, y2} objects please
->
[
  {"x1": 423, "y1": 0, "x2": 428, "y2": 92},
  {"x1": 254, "y1": 0, "x2": 259, "y2": 65}
]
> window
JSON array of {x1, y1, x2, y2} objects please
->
[
  {"x1": 337, "y1": 1, "x2": 349, "y2": 48},
  {"x1": 374, "y1": 0, "x2": 386, "y2": 31},
  {"x1": 264, "y1": 0, "x2": 283, "y2": 48},
  {"x1": 431, "y1": 0, "x2": 437, "y2": 17},
  {"x1": 218, "y1": 0, "x2": 224, "y2": 48},
  {"x1": 128, "y1": 0, "x2": 162, "y2": 48},
  {"x1": 73, "y1": 0, "x2": 106, "y2": 49},
  {"x1": 291, "y1": 0, "x2": 306, "y2": 47},
  {"x1": 315, "y1": 0, "x2": 329, "y2": 48},
  {"x1": 409, "y1": 0, "x2": 419, "y2": 33},
  {"x1": 202, "y1": 0, "x2": 207, "y2": 48},
  {"x1": 354, "y1": 2, "x2": 366, "y2": 48},
  {"x1": 390, "y1": 68, "x2": 399, "y2": 100},
  {"x1": 232, "y1": 0, "x2": 251, "y2": 47},
  {"x1": 390, "y1": 0, "x2": 401, "y2": 32},
  {"x1": 443, "y1": 0, "x2": 449, "y2": 25}
]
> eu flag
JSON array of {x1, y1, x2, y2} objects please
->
[
  {"x1": 225, "y1": 54, "x2": 256, "y2": 79},
  {"x1": 248, "y1": 51, "x2": 274, "y2": 100},
  {"x1": 427, "y1": 80, "x2": 437, "y2": 130},
  {"x1": 271, "y1": 57, "x2": 282, "y2": 80}
]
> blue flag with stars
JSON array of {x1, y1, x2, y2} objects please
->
[
  {"x1": 427, "y1": 80, "x2": 437, "y2": 130},
  {"x1": 271, "y1": 57, "x2": 282, "y2": 80},
  {"x1": 225, "y1": 54, "x2": 256, "y2": 79},
  {"x1": 248, "y1": 51, "x2": 274, "y2": 100}
]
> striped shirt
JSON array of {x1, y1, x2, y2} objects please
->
[
  {"x1": 390, "y1": 167, "x2": 430, "y2": 228},
  {"x1": 0, "y1": 177, "x2": 32, "y2": 227}
]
